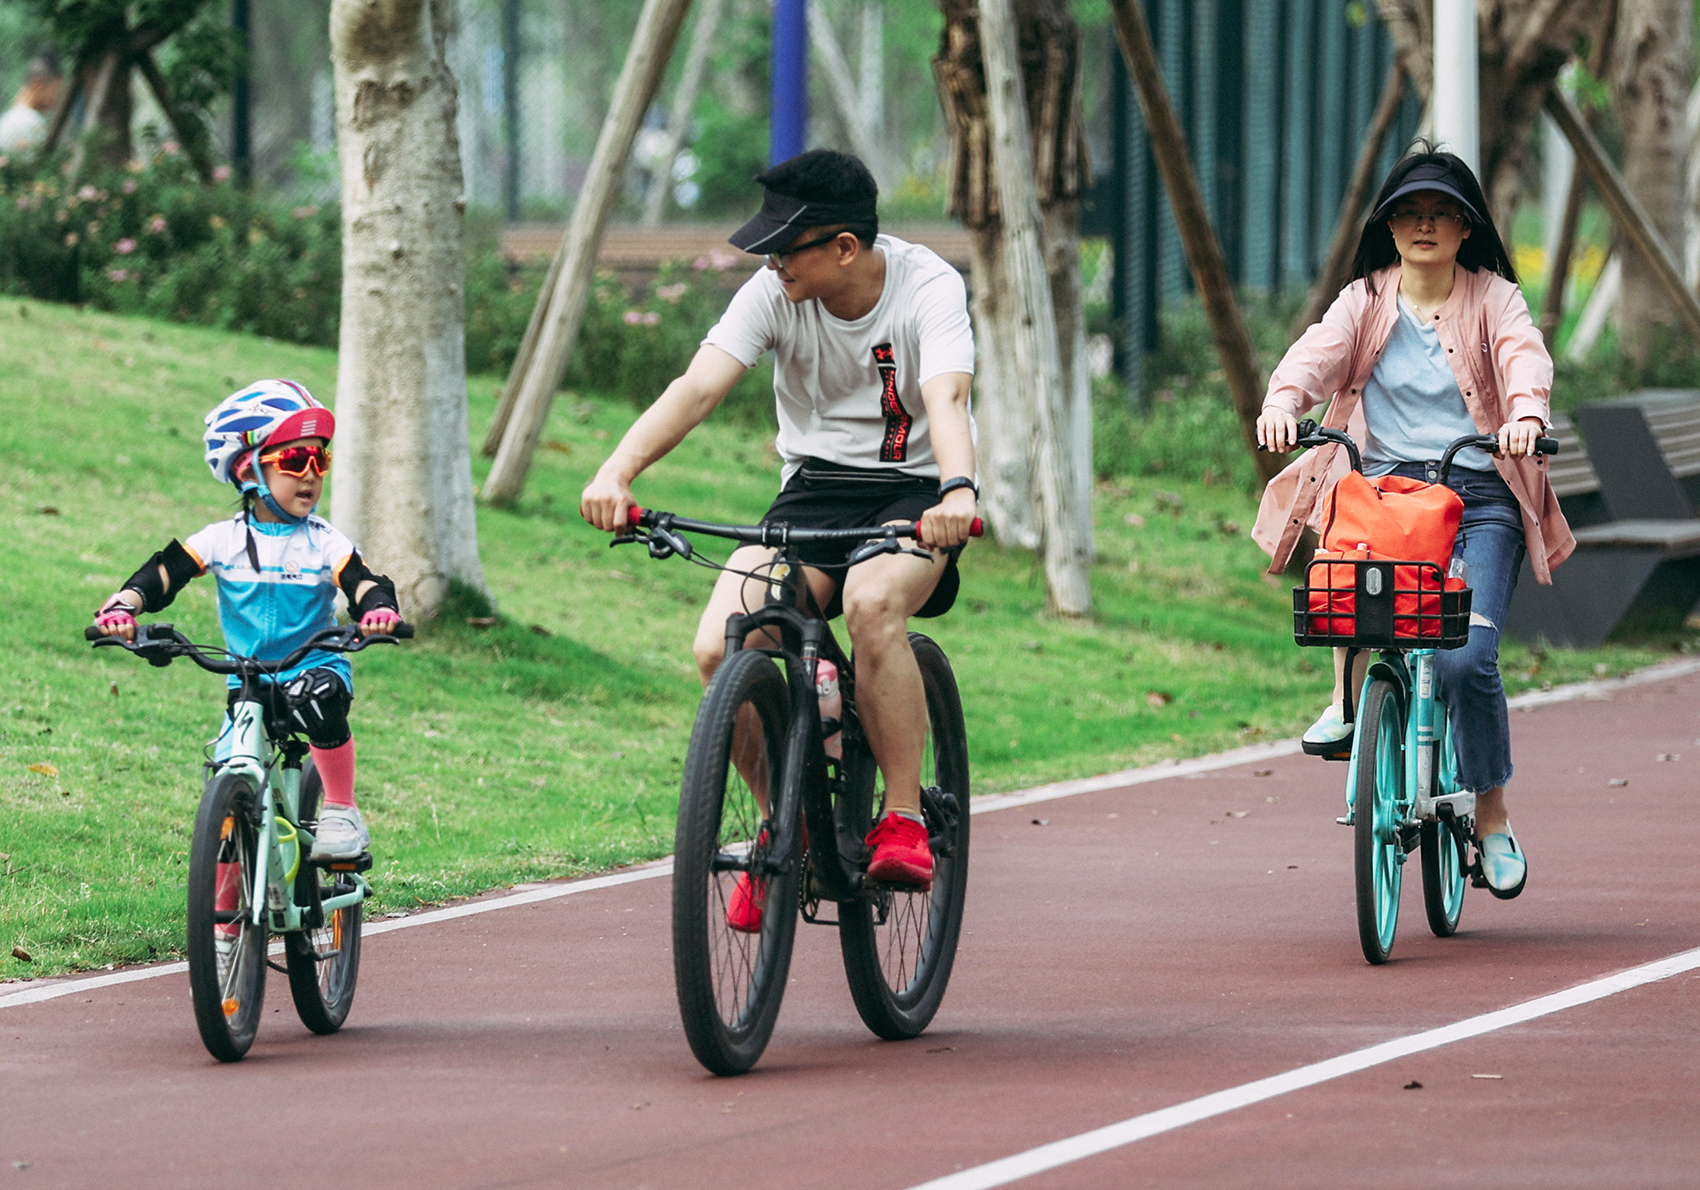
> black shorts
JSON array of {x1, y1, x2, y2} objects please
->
[
  {"x1": 761, "y1": 458, "x2": 962, "y2": 619},
  {"x1": 229, "y1": 667, "x2": 353, "y2": 749}
]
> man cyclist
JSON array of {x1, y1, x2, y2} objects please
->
[{"x1": 580, "y1": 149, "x2": 977, "y2": 892}]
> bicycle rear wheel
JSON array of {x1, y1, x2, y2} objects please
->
[
  {"x1": 1353, "y1": 679, "x2": 1404, "y2": 965},
  {"x1": 186, "y1": 770, "x2": 268, "y2": 1061},
  {"x1": 1421, "y1": 708, "x2": 1466, "y2": 937},
  {"x1": 673, "y1": 648, "x2": 800, "y2": 1075},
  {"x1": 838, "y1": 633, "x2": 971, "y2": 1040},
  {"x1": 285, "y1": 758, "x2": 364, "y2": 1034}
]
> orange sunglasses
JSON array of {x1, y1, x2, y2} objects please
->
[{"x1": 259, "y1": 444, "x2": 332, "y2": 477}]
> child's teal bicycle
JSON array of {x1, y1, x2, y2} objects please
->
[
  {"x1": 1286, "y1": 421, "x2": 1556, "y2": 964},
  {"x1": 86, "y1": 621, "x2": 410, "y2": 1060}
]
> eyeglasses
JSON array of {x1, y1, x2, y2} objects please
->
[
  {"x1": 259, "y1": 444, "x2": 331, "y2": 477},
  {"x1": 1389, "y1": 209, "x2": 1467, "y2": 229},
  {"x1": 765, "y1": 231, "x2": 845, "y2": 268}
]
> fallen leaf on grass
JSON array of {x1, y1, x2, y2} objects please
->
[
  {"x1": 1123, "y1": 512, "x2": 1146, "y2": 528},
  {"x1": 1608, "y1": 778, "x2": 1628, "y2": 787},
  {"x1": 27, "y1": 763, "x2": 58, "y2": 777},
  {"x1": 1253, "y1": 769, "x2": 1273, "y2": 777},
  {"x1": 1403, "y1": 1080, "x2": 1422, "y2": 1090},
  {"x1": 1146, "y1": 690, "x2": 1173, "y2": 707},
  {"x1": 1471, "y1": 1074, "x2": 1503, "y2": 1080},
  {"x1": 11, "y1": 947, "x2": 31, "y2": 962},
  {"x1": 465, "y1": 617, "x2": 497, "y2": 628}
]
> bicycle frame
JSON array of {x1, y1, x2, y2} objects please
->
[{"x1": 1343, "y1": 648, "x2": 1475, "y2": 835}]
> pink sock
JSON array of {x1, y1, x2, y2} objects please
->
[{"x1": 311, "y1": 738, "x2": 357, "y2": 810}]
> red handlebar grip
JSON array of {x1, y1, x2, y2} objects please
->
[
  {"x1": 627, "y1": 506, "x2": 645, "y2": 528},
  {"x1": 970, "y1": 517, "x2": 984, "y2": 537}
]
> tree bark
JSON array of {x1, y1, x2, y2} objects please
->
[
  {"x1": 811, "y1": 4, "x2": 896, "y2": 194},
  {"x1": 641, "y1": 0, "x2": 724, "y2": 226},
  {"x1": 1107, "y1": 0, "x2": 1280, "y2": 487},
  {"x1": 329, "y1": 0, "x2": 486, "y2": 616},
  {"x1": 934, "y1": 0, "x2": 1091, "y2": 561},
  {"x1": 1376, "y1": 0, "x2": 1604, "y2": 230},
  {"x1": 483, "y1": 0, "x2": 694, "y2": 507},
  {"x1": 975, "y1": 0, "x2": 1091, "y2": 616},
  {"x1": 1609, "y1": 0, "x2": 1694, "y2": 365}
]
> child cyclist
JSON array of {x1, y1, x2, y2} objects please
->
[
  {"x1": 1253, "y1": 147, "x2": 1573, "y2": 899},
  {"x1": 92, "y1": 380, "x2": 402, "y2": 862}
]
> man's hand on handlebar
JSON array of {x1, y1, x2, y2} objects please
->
[
  {"x1": 1496, "y1": 417, "x2": 1546, "y2": 458},
  {"x1": 919, "y1": 488, "x2": 978, "y2": 551},
  {"x1": 1256, "y1": 407, "x2": 1300, "y2": 453},
  {"x1": 580, "y1": 467, "x2": 638, "y2": 533}
]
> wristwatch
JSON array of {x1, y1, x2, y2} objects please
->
[{"x1": 938, "y1": 476, "x2": 979, "y2": 498}]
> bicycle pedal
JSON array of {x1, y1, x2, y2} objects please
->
[{"x1": 315, "y1": 851, "x2": 374, "y2": 873}]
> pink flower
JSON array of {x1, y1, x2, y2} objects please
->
[
  {"x1": 622, "y1": 310, "x2": 644, "y2": 326},
  {"x1": 161, "y1": 140, "x2": 180, "y2": 156},
  {"x1": 77, "y1": 185, "x2": 98, "y2": 201},
  {"x1": 212, "y1": 165, "x2": 232, "y2": 183},
  {"x1": 121, "y1": 179, "x2": 137, "y2": 194},
  {"x1": 115, "y1": 238, "x2": 137, "y2": 255},
  {"x1": 292, "y1": 205, "x2": 318, "y2": 219},
  {"x1": 106, "y1": 268, "x2": 130, "y2": 283},
  {"x1": 0, "y1": 156, "x2": 8, "y2": 168},
  {"x1": 15, "y1": 196, "x2": 26, "y2": 211},
  {"x1": 148, "y1": 216, "x2": 167, "y2": 234},
  {"x1": 656, "y1": 282, "x2": 688, "y2": 304}
]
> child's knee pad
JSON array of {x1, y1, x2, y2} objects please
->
[{"x1": 281, "y1": 667, "x2": 352, "y2": 749}]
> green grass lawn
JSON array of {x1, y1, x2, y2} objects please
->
[{"x1": 3, "y1": 298, "x2": 1691, "y2": 978}]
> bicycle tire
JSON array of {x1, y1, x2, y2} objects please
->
[
  {"x1": 838, "y1": 633, "x2": 971, "y2": 1040},
  {"x1": 672, "y1": 648, "x2": 800, "y2": 1075},
  {"x1": 1420, "y1": 708, "x2": 1466, "y2": 937},
  {"x1": 186, "y1": 770, "x2": 268, "y2": 1061},
  {"x1": 1354, "y1": 679, "x2": 1404, "y2": 965},
  {"x1": 285, "y1": 758, "x2": 363, "y2": 1034}
]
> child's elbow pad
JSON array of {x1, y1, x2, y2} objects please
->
[{"x1": 122, "y1": 540, "x2": 203, "y2": 612}]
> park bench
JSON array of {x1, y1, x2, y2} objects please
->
[{"x1": 1506, "y1": 389, "x2": 1700, "y2": 648}]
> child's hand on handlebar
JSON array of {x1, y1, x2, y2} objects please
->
[
  {"x1": 94, "y1": 593, "x2": 140, "y2": 641},
  {"x1": 358, "y1": 607, "x2": 401, "y2": 637},
  {"x1": 1496, "y1": 417, "x2": 1545, "y2": 458},
  {"x1": 1256, "y1": 408, "x2": 1300, "y2": 452},
  {"x1": 919, "y1": 488, "x2": 978, "y2": 551}
]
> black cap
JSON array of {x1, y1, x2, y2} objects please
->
[
  {"x1": 728, "y1": 188, "x2": 878, "y2": 254},
  {"x1": 1368, "y1": 160, "x2": 1486, "y2": 227}
]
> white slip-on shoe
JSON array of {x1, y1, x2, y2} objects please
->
[
  {"x1": 1301, "y1": 704, "x2": 1354, "y2": 757},
  {"x1": 1478, "y1": 825, "x2": 1527, "y2": 899}
]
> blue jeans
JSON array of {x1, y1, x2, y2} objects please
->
[{"x1": 1385, "y1": 463, "x2": 1525, "y2": 792}]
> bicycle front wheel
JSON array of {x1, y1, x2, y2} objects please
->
[
  {"x1": 838, "y1": 633, "x2": 971, "y2": 1040},
  {"x1": 186, "y1": 770, "x2": 268, "y2": 1061},
  {"x1": 285, "y1": 758, "x2": 364, "y2": 1034},
  {"x1": 1354, "y1": 679, "x2": 1404, "y2": 965},
  {"x1": 673, "y1": 648, "x2": 800, "y2": 1075},
  {"x1": 1421, "y1": 707, "x2": 1466, "y2": 937}
]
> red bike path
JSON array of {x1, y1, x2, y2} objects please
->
[{"x1": 5, "y1": 662, "x2": 1699, "y2": 1189}]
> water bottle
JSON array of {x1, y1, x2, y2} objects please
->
[
  {"x1": 1448, "y1": 554, "x2": 1469, "y2": 584},
  {"x1": 815, "y1": 659, "x2": 843, "y2": 760}
]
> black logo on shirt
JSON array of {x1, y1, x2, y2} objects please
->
[{"x1": 873, "y1": 343, "x2": 910, "y2": 463}]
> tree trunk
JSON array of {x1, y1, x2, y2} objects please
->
[
  {"x1": 972, "y1": 0, "x2": 1092, "y2": 616},
  {"x1": 1376, "y1": 0, "x2": 1605, "y2": 229},
  {"x1": 1610, "y1": 0, "x2": 1694, "y2": 366},
  {"x1": 329, "y1": 0, "x2": 486, "y2": 616},
  {"x1": 641, "y1": 0, "x2": 724, "y2": 226},
  {"x1": 934, "y1": 0, "x2": 1091, "y2": 573}
]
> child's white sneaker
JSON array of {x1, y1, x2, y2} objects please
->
[
  {"x1": 310, "y1": 806, "x2": 370, "y2": 861},
  {"x1": 1300, "y1": 704, "x2": 1354, "y2": 757}
]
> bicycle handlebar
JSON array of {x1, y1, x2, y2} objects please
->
[
  {"x1": 625, "y1": 507, "x2": 985, "y2": 546},
  {"x1": 85, "y1": 621, "x2": 413, "y2": 674},
  {"x1": 1274, "y1": 419, "x2": 1559, "y2": 479}
]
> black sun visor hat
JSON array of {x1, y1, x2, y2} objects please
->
[
  {"x1": 728, "y1": 188, "x2": 878, "y2": 254},
  {"x1": 1368, "y1": 160, "x2": 1486, "y2": 228}
]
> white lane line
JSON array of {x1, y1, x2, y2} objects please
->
[
  {"x1": 7, "y1": 656, "x2": 1695, "y2": 1011},
  {"x1": 904, "y1": 944, "x2": 1700, "y2": 1190}
]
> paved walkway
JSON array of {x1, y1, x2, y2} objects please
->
[{"x1": 5, "y1": 662, "x2": 1698, "y2": 1188}]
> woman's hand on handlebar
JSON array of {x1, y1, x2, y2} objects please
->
[
  {"x1": 919, "y1": 488, "x2": 978, "y2": 550},
  {"x1": 1256, "y1": 407, "x2": 1300, "y2": 453},
  {"x1": 580, "y1": 467, "x2": 637, "y2": 533},
  {"x1": 1496, "y1": 417, "x2": 1545, "y2": 458}
]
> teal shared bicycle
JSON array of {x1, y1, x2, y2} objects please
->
[
  {"x1": 1286, "y1": 421, "x2": 1556, "y2": 964},
  {"x1": 87, "y1": 621, "x2": 410, "y2": 1060}
]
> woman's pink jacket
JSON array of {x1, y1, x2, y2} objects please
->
[{"x1": 1251, "y1": 264, "x2": 1574, "y2": 584}]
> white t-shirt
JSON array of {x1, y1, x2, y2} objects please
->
[{"x1": 703, "y1": 234, "x2": 976, "y2": 482}]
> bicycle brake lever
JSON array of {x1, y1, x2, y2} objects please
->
[
  {"x1": 610, "y1": 532, "x2": 640, "y2": 547},
  {"x1": 648, "y1": 525, "x2": 693, "y2": 560},
  {"x1": 846, "y1": 538, "x2": 900, "y2": 567},
  {"x1": 901, "y1": 547, "x2": 933, "y2": 560}
]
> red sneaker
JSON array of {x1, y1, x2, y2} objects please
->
[
  {"x1": 726, "y1": 872, "x2": 766, "y2": 933},
  {"x1": 865, "y1": 812, "x2": 933, "y2": 888}
]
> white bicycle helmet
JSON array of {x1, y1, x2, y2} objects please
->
[{"x1": 203, "y1": 379, "x2": 335, "y2": 486}]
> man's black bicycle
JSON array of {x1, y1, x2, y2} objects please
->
[{"x1": 618, "y1": 507, "x2": 979, "y2": 1075}]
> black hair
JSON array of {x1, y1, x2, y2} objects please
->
[
  {"x1": 755, "y1": 149, "x2": 879, "y2": 247},
  {"x1": 1349, "y1": 140, "x2": 1517, "y2": 293}
]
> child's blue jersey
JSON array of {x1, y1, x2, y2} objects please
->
[{"x1": 182, "y1": 513, "x2": 357, "y2": 690}]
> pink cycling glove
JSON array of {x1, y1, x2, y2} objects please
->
[
  {"x1": 359, "y1": 607, "x2": 400, "y2": 632},
  {"x1": 95, "y1": 597, "x2": 137, "y2": 632}
]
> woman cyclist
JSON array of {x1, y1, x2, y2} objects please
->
[{"x1": 1252, "y1": 146, "x2": 1574, "y2": 899}]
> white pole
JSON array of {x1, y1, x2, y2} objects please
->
[
  {"x1": 1543, "y1": 112, "x2": 1574, "y2": 266},
  {"x1": 1431, "y1": 0, "x2": 1479, "y2": 174}
]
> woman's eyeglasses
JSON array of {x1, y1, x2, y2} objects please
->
[
  {"x1": 259, "y1": 444, "x2": 332, "y2": 477},
  {"x1": 1389, "y1": 209, "x2": 1467, "y2": 230}
]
